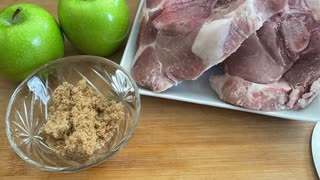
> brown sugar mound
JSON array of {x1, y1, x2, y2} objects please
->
[{"x1": 43, "y1": 79, "x2": 125, "y2": 159}]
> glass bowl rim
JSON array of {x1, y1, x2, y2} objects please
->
[{"x1": 5, "y1": 55, "x2": 141, "y2": 172}]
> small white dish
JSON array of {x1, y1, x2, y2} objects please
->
[{"x1": 120, "y1": 0, "x2": 320, "y2": 122}]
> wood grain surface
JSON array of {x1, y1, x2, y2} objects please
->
[{"x1": 0, "y1": 1, "x2": 318, "y2": 179}]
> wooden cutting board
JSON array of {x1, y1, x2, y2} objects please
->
[{"x1": 0, "y1": 0, "x2": 318, "y2": 179}]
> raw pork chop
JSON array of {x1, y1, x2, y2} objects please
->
[
  {"x1": 211, "y1": 0, "x2": 320, "y2": 111},
  {"x1": 210, "y1": 53, "x2": 320, "y2": 111},
  {"x1": 132, "y1": 0, "x2": 287, "y2": 92},
  {"x1": 209, "y1": 75, "x2": 291, "y2": 111},
  {"x1": 284, "y1": 53, "x2": 320, "y2": 109},
  {"x1": 224, "y1": 1, "x2": 317, "y2": 83}
]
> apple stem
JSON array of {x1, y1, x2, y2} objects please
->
[{"x1": 12, "y1": 7, "x2": 23, "y2": 24}]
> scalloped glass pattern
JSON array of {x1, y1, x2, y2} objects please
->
[{"x1": 6, "y1": 55, "x2": 141, "y2": 172}]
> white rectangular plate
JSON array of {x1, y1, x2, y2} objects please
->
[{"x1": 120, "y1": 0, "x2": 320, "y2": 122}]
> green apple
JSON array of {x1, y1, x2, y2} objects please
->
[
  {"x1": 58, "y1": 0, "x2": 130, "y2": 57},
  {"x1": 0, "y1": 3, "x2": 65, "y2": 82}
]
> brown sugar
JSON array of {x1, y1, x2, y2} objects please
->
[{"x1": 42, "y1": 79, "x2": 125, "y2": 159}]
